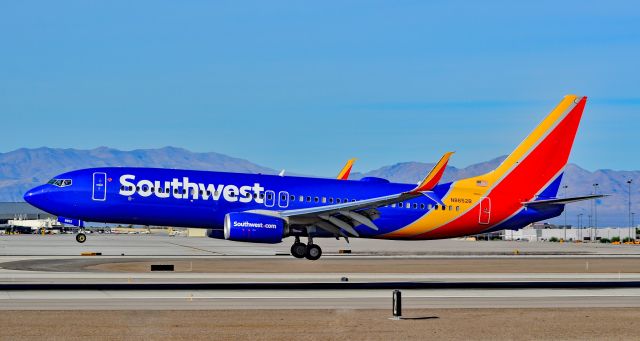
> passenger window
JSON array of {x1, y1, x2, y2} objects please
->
[
  {"x1": 299, "y1": 195, "x2": 304, "y2": 202},
  {"x1": 399, "y1": 202, "x2": 404, "y2": 208},
  {"x1": 352, "y1": 199, "x2": 356, "y2": 202},
  {"x1": 449, "y1": 205, "x2": 452, "y2": 211},
  {"x1": 281, "y1": 194, "x2": 286, "y2": 200},
  {"x1": 306, "y1": 196, "x2": 311, "y2": 202},
  {"x1": 413, "y1": 203, "x2": 418, "y2": 209},
  {"x1": 456, "y1": 206, "x2": 460, "y2": 211},
  {"x1": 420, "y1": 203, "x2": 425, "y2": 210},
  {"x1": 266, "y1": 193, "x2": 272, "y2": 200},
  {"x1": 329, "y1": 198, "x2": 334, "y2": 203},
  {"x1": 392, "y1": 203, "x2": 396, "y2": 208},
  {"x1": 314, "y1": 197, "x2": 319, "y2": 203},
  {"x1": 336, "y1": 198, "x2": 341, "y2": 203},
  {"x1": 322, "y1": 197, "x2": 326, "y2": 203},
  {"x1": 290, "y1": 195, "x2": 295, "y2": 201}
]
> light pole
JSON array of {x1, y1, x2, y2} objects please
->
[
  {"x1": 563, "y1": 185, "x2": 568, "y2": 241},
  {"x1": 593, "y1": 183, "x2": 599, "y2": 241},
  {"x1": 578, "y1": 213, "x2": 583, "y2": 241},
  {"x1": 628, "y1": 179, "x2": 633, "y2": 241}
]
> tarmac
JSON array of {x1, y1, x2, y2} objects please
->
[
  {"x1": 1, "y1": 234, "x2": 640, "y2": 311},
  {"x1": 2, "y1": 288, "x2": 640, "y2": 310},
  {"x1": 3, "y1": 233, "x2": 640, "y2": 256},
  {"x1": 3, "y1": 234, "x2": 640, "y2": 339}
]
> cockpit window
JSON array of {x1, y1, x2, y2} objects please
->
[{"x1": 48, "y1": 178, "x2": 73, "y2": 187}]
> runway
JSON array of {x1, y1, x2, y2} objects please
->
[
  {"x1": 3, "y1": 234, "x2": 640, "y2": 256},
  {"x1": 3, "y1": 288, "x2": 640, "y2": 310}
]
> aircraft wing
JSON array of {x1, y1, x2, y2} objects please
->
[
  {"x1": 280, "y1": 152, "x2": 454, "y2": 237},
  {"x1": 281, "y1": 191, "x2": 418, "y2": 219},
  {"x1": 522, "y1": 194, "x2": 608, "y2": 207},
  {"x1": 280, "y1": 191, "x2": 420, "y2": 236}
]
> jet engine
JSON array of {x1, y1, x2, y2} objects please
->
[{"x1": 223, "y1": 212, "x2": 288, "y2": 244}]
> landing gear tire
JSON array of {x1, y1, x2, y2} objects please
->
[
  {"x1": 291, "y1": 243, "x2": 307, "y2": 258},
  {"x1": 76, "y1": 233, "x2": 87, "y2": 243},
  {"x1": 305, "y1": 244, "x2": 322, "y2": 261}
]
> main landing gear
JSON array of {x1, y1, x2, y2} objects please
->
[
  {"x1": 76, "y1": 232, "x2": 87, "y2": 243},
  {"x1": 290, "y1": 236, "x2": 322, "y2": 261}
]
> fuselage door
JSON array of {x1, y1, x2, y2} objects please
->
[
  {"x1": 264, "y1": 190, "x2": 275, "y2": 207},
  {"x1": 479, "y1": 197, "x2": 491, "y2": 224},
  {"x1": 278, "y1": 191, "x2": 289, "y2": 208},
  {"x1": 92, "y1": 172, "x2": 107, "y2": 201}
]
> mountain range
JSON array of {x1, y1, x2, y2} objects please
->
[{"x1": 1, "y1": 147, "x2": 637, "y2": 226}]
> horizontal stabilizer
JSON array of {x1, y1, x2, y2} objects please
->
[{"x1": 522, "y1": 194, "x2": 608, "y2": 207}]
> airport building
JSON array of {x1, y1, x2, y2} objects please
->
[
  {"x1": 503, "y1": 223, "x2": 637, "y2": 242},
  {"x1": 0, "y1": 202, "x2": 54, "y2": 221},
  {"x1": 0, "y1": 202, "x2": 57, "y2": 233}
]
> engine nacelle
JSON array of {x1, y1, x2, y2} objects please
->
[{"x1": 224, "y1": 212, "x2": 287, "y2": 244}]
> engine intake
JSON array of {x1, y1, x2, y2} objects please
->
[{"x1": 224, "y1": 212, "x2": 287, "y2": 244}]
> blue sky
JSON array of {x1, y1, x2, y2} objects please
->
[{"x1": 1, "y1": 1, "x2": 639, "y2": 176}]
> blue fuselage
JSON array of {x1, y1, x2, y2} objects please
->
[{"x1": 24, "y1": 167, "x2": 562, "y2": 239}]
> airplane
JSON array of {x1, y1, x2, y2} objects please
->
[{"x1": 24, "y1": 95, "x2": 603, "y2": 260}]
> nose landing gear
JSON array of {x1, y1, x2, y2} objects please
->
[{"x1": 290, "y1": 236, "x2": 322, "y2": 260}]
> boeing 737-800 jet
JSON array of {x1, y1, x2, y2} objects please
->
[{"x1": 24, "y1": 95, "x2": 602, "y2": 260}]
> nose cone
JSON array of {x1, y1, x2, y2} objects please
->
[{"x1": 24, "y1": 185, "x2": 49, "y2": 210}]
